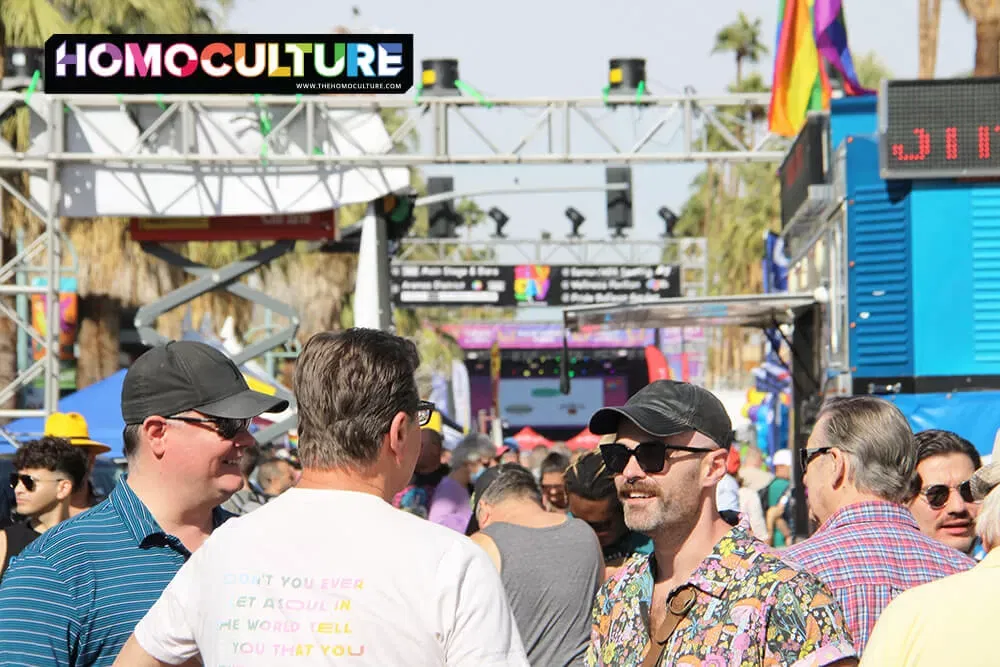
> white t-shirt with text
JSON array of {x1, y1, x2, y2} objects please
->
[{"x1": 133, "y1": 488, "x2": 530, "y2": 666}]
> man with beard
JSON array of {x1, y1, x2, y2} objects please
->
[
  {"x1": 584, "y1": 380, "x2": 857, "y2": 667},
  {"x1": 393, "y1": 413, "x2": 450, "y2": 519}
]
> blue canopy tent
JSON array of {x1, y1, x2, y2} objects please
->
[{"x1": 2, "y1": 369, "x2": 127, "y2": 458}]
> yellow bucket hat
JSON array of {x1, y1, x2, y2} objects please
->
[{"x1": 44, "y1": 412, "x2": 112, "y2": 455}]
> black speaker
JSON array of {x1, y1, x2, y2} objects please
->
[
  {"x1": 606, "y1": 167, "x2": 633, "y2": 231},
  {"x1": 426, "y1": 177, "x2": 459, "y2": 238}
]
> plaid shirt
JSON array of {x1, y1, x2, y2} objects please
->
[{"x1": 785, "y1": 500, "x2": 974, "y2": 654}]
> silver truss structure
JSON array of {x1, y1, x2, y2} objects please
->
[{"x1": 0, "y1": 91, "x2": 786, "y2": 434}]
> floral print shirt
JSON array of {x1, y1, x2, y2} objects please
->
[{"x1": 585, "y1": 520, "x2": 857, "y2": 667}]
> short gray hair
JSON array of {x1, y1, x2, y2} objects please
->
[
  {"x1": 451, "y1": 433, "x2": 494, "y2": 465},
  {"x1": 815, "y1": 396, "x2": 916, "y2": 503},
  {"x1": 477, "y1": 464, "x2": 542, "y2": 510},
  {"x1": 976, "y1": 485, "x2": 1000, "y2": 551}
]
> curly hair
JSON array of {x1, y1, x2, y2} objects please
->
[
  {"x1": 563, "y1": 450, "x2": 616, "y2": 501},
  {"x1": 13, "y1": 436, "x2": 89, "y2": 491}
]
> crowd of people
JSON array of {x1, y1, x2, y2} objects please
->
[{"x1": 0, "y1": 328, "x2": 996, "y2": 666}]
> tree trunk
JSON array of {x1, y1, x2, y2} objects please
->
[
  {"x1": 918, "y1": 0, "x2": 941, "y2": 79},
  {"x1": 0, "y1": 298, "x2": 16, "y2": 412},
  {"x1": 736, "y1": 56, "x2": 743, "y2": 85},
  {"x1": 975, "y1": 20, "x2": 1000, "y2": 77},
  {"x1": 76, "y1": 296, "x2": 122, "y2": 389}
]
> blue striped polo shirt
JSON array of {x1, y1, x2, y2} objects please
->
[{"x1": 0, "y1": 479, "x2": 229, "y2": 666}]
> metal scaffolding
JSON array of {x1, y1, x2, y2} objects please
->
[{"x1": 0, "y1": 91, "x2": 787, "y2": 434}]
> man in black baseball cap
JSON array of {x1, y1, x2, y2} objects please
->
[
  {"x1": 584, "y1": 380, "x2": 858, "y2": 666},
  {"x1": 0, "y1": 340, "x2": 290, "y2": 667},
  {"x1": 122, "y1": 340, "x2": 289, "y2": 425}
]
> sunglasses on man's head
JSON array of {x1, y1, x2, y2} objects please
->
[
  {"x1": 921, "y1": 481, "x2": 977, "y2": 510},
  {"x1": 599, "y1": 441, "x2": 715, "y2": 475},
  {"x1": 168, "y1": 416, "x2": 251, "y2": 440},
  {"x1": 9, "y1": 473, "x2": 67, "y2": 492}
]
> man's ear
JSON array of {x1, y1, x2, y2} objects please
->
[
  {"x1": 830, "y1": 448, "x2": 850, "y2": 490},
  {"x1": 142, "y1": 416, "x2": 169, "y2": 458},
  {"x1": 55, "y1": 478, "x2": 74, "y2": 502},
  {"x1": 703, "y1": 447, "x2": 729, "y2": 486},
  {"x1": 386, "y1": 411, "x2": 410, "y2": 462}
]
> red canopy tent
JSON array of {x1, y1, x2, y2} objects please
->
[
  {"x1": 565, "y1": 428, "x2": 601, "y2": 451},
  {"x1": 512, "y1": 427, "x2": 552, "y2": 449}
]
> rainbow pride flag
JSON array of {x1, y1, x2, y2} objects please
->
[
  {"x1": 768, "y1": 0, "x2": 871, "y2": 138},
  {"x1": 814, "y1": 0, "x2": 875, "y2": 97}
]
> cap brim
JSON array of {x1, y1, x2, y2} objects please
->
[
  {"x1": 195, "y1": 389, "x2": 289, "y2": 420},
  {"x1": 588, "y1": 405, "x2": 691, "y2": 438},
  {"x1": 69, "y1": 438, "x2": 112, "y2": 454}
]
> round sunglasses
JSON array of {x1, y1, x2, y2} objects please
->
[{"x1": 920, "y1": 480, "x2": 977, "y2": 510}]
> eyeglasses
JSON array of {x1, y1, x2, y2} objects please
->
[
  {"x1": 921, "y1": 481, "x2": 977, "y2": 510},
  {"x1": 417, "y1": 401, "x2": 435, "y2": 427},
  {"x1": 168, "y1": 416, "x2": 252, "y2": 440},
  {"x1": 798, "y1": 446, "x2": 833, "y2": 471},
  {"x1": 599, "y1": 441, "x2": 715, "y2": 475},
  {"x1": 9, "y1": 473, "x2": 69, "y2": 492}
]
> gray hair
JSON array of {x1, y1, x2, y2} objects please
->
[
  {"x1": 451, "y1": 433, "x2": 494, "y2": 465},
  {"x1": 976, "y1": 485, "x2": 1000, "y2": 551},
  {"x1": 477, "y1": 464, "x2": 543, "y2": 511},
  {"x1": 815, "y1": 396, "x2": 916, "y2": 503}
]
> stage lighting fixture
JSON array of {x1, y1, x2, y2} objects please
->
[
  {"x1": 488, "y1": 207, "x2": 510, "y2": 238},
  {"x1": 565, "y1": 207, "x2": 586, "y2": 238}
]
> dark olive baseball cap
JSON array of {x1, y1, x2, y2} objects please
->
[
  {"x1": 121, "y1": 341, "x2": 289, "y2": 425},
  {"x1": 589, "y1": 380, "x2": 733, "y2": 448}
]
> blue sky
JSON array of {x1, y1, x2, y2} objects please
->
[{"x1": 226, "y1": 0, "x2": 975, "y2": 318}]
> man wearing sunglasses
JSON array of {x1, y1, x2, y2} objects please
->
[
  {"x1": 584, "y1": 380, "x2": 857, "y2": 667},
  {"x1": 1, "y1": 438, "x2": 88, "y2": 578},
  {"x1": 785, "y1": 397, "x2": 975, "y2": 655},
  {"x1": 115, "y1": 329, "x2": 529, "y2": 667},
  {"x1": 908, "y1": 429, "x2": 985, "y2": 561},
  {"x1": 0, "y1": 340, "x2": 289, "y2": 666}
]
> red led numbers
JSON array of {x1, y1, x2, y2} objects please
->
[
  {"x1": 892, "y1": 128, "x2": 931, "y2": 161},
  {"x1": 946, "y1": 127, "x2": 958, "y2": 160},
  {"x1": 891, "y1": 126, "x2": 1000, "y2": 164}
]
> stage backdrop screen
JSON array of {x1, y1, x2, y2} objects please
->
[{"x1": 496, "y1": 377, "x2": 629, "y2": 429}]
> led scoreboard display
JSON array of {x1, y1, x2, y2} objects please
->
[{"x1": 880, "y1": 78, "x2": 1000, "y2": 179}]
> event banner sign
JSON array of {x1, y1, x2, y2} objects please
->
[{"x1": 390, "y1": 264, "x2": 681, "y2": 307}]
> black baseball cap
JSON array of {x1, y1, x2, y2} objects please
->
[
  {"x1": 121, "y1": 341, "x2": 289, "y2": 425},
  {"x1": 589, "y1": 380, "x2": 733, "y2": 449}
]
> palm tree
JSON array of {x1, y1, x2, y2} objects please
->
[
  {"x1": 1, "y1": 1, "x2": 234, "y2": 393},
  {"x1": 712, "y1": 12, "x2": 769, "y2": 85},
  {"x1": 919, "y1": 0, "x2": 942, "y2": 78},
  {"x1": 853, "y1": 51, "x2": 894, "y2": 90},
  {"x1": 959, "y1": 0, "x2": 1000, "y2": 76}
]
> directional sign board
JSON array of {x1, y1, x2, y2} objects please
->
[
  {"x1": 390, "y1": 264, "x2": 681, "y2": 307},
  {"x1": 129, "y1": 209, "x2": 338, "y2": 242}
]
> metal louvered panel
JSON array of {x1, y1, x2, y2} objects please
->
[
  {"x1": 848, "y1": 183, "x2": 913, "y2": 377},
  {"x1": 970, "y1": 190, "x2": 1000, "y2": 362}
]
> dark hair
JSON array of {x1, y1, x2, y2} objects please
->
[
  {"x1": 239, "y1": 444, "x2": 261, "y2": 478},
  {"x1": 540, "y1": 452, "x2": 570, "y2": 477},
  {"x1": 564, "y1": 450, "x2": 616, "y2": 501},
  {"x1": 477, "y1": 464, "x2": 542, "y2": 508},
  {"x1": 14, "y1": 437, "x2": 89, "y2": 491},
  {"x1": 913, "y1": 429, "x2": 982, "y2": 470},
  {"x1": 123, "y1": 423, "x2": 142, "y2": 459},
  {"x1": 294, "y1": 329, "x2": 421, "y2": 470}
]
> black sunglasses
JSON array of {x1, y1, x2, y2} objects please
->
[
  {"x1": 417, "y1": 400, "x2": 435, "y2": 427},
  {"x1": 168, "y1": 416, "x2": 252, "y2": 440},
  {"x1": 599, "y1": 441, "x2": 715, "y2": 474},
  {"x1": 798, "y1": 446, "x2": 833, "y2": 471},
  {"x1": 9, "y1": 473, "x2": 68, "y2": 492},
  {"x1": 921, "y1": 481, "x2": 977, "y2": 510}
]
